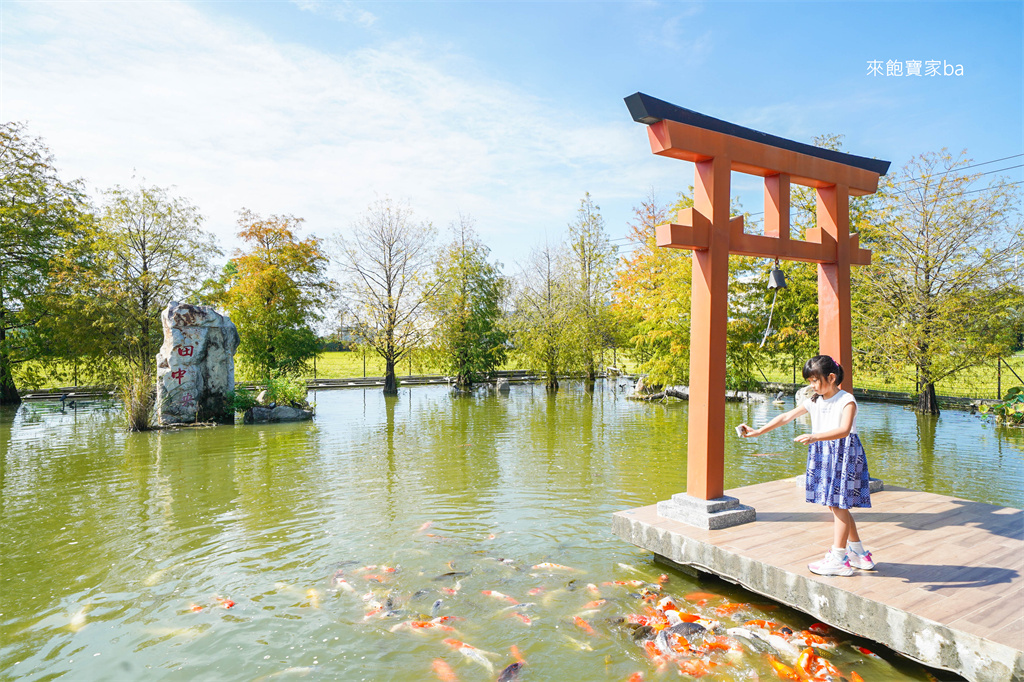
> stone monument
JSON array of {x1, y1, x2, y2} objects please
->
[{"x1": 156, "y1": 301, "x2": 240, "y2": 424}]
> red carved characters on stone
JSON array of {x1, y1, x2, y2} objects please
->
[
  {"x1": 171, "y1": 369, "x2": 186, "y2": 385},
  {"x1": 177, "y1": 346, "x2": 194, "y2": 357}
]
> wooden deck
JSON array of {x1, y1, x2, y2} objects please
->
[{"x1": 612, "y1": 477, "x2": 1024, "y2": 682}]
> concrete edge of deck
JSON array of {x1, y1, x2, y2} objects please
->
[{"x1": 612, "y1": 506, "x2": 1024, "y2": 682}]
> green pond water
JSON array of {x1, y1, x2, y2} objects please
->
[{"x1": 2, "y1": 381, "x2": 1020, "y2": 681}]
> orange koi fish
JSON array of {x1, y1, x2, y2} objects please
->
[
  {"x1": 656, "y1": 597, "x2": 677, "y2": 612},
  {"x1": 626, "y1": 673, "x2": 645, "y2": 682},
  {"x1": 704, "y1": 635, "x2": 742, "y2": 653},
  {"x1": 602, "y1": 580, "x2": 644, "y2": 587},
  {"x1": 511, "y1": 612, "x2": 532, "y2": 626},
  {"x1": 412, "y1": 621, "x2": 456, "y2": 631},
  {"x1": 767, "y1": 654, "x2": 799, "y2": 680},
  {"x1": 583, "y1": 599, "x2": 607, "y2": 609},
  {"x1": 510, "y1": 645, "x2": 526, "y2": 664},
  {"x1": 808, "y1": 622, "x2": 831, "y2": 635},
  {"x1": 849, "y1": 672, "x2": 865, "y2": 682},
  {"x1": 713, "y1": 602, "x2": 743, "y2": 615},
  {"x1": 431, "y1": 658, "x2": 458, "y2": 682},
  {"x1": 442, "y1": 638, "x2": 494, "y2": 674},
  {"x1": 481, "y1": 590, "x2": 519, "y2": 604},
  {"x1": 855, "y1": 645, "x2": 880, "y2": 659},
  {"x1": 528, "y1": 587, "x2": 545, "y2": 596},
  {"x1": 745, "y1": 619, "x2": 778, "y2": 630},
  {"x1": 531, "y1": 562, "x2": 577, "y2": 571},
  {"x1": 214, "y1": 596, "x2": 234, "y2": 609},
  {"x1": 678, "y1": 658, "x2": 715, "y2": 677},
  {"x1": 418, "y1": 521, "x2": 433, "y2": 532},
  {"x1": 573, "y1": 615, "x2": 596, "y2": 635},
  {"x1": 189, "y1": 603, "x2": 203, "y2": 612},
  {"x1": 684, "y1": 591, "x2": 720, "y2": 601},
  {"x1": 587, "y1": 583, "x2": 601, "y2": 595},
  {"x1": 657, "y1": 574, "x2": 669, "y2": 584}
]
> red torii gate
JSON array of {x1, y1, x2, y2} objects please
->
[{"x1": 625, "y1": 93, "x2": 890, "y2": 528}]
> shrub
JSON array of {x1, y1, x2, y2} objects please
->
[
  {"x1": 264, "y1": 374, "x2": 309, "y2": 406},
  {"x1": 226, "y1": 388, "x2": 259, "y2": 413}
]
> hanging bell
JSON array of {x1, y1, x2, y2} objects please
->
[{"x1": 767, "y1": 260, "x2": 787, "y2": 290}]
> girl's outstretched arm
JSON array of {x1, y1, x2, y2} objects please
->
[
  {"x1": 794, "y1": 402, "x2": 857, "y2": 444},
  {"x1": 739, "y1": 404, "x2": 807, "y2": 437}
]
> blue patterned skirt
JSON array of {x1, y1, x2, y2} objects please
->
[{"x1": 805, "y1": 434, "x2": 871, "y2": 509}]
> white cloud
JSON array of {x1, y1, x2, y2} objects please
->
[
  {"x1": 291, "y1": 0, "x2": 377, "y2": 26},
  {"x1": 2, "y1": 1, "x2": 671, "y2": 262}
]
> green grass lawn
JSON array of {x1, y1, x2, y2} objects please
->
[
  {"x1": 756, "y1": 353, "x2": 1024, "y2": 400},
  {"x1": 14, "y1": 348, "x2": 1023, "y2": 401}
]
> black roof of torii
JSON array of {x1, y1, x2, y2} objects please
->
[{"x1": 624, "y1": 92, "x2": 891, "y2": 177}]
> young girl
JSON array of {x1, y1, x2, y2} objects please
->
[{"x1": 738, "y1": 355, "x2": 874, "y2": 577}]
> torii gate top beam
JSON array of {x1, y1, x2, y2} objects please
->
[{"x1": 625, "y1": 93, "x2": 890, "y2": 195}]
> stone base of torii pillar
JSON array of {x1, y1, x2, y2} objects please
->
[{"x1": 657, "y1": 493, "x2": 756, "y2": 530}]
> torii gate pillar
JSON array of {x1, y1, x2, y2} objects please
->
[{"x1": 625, "y1": 94, "x2": 889, "y2": 529}]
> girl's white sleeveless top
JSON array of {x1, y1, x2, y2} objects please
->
[{"x1": 800, "y1": 389, "x2": 858, "y2": 435}]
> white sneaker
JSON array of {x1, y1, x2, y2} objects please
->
[
  {"x1": 846, "y1": 547, "x2": 876, "y2": 570},
  {"x1": 808, "y1": 552, "x2": 854, "y2": 576}
]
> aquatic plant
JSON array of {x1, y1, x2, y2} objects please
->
[
  {"x1": 118, "y1": 368, "x2": 155, "y2": 431},
  {"x1": 979, "y1": 386, "x2": 1024, "y2": 425}
]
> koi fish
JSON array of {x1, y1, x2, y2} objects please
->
[
  {"x1": 685, "y1": 591, "x2": 720, "y2": 601},
  {"x1": 441, "y1": 582, "x2": 461, "y2": 596},
  {"x1": 431, "y1": 659, "x2": 458, "y2": 682},
  {"x1": 562, "y1": 634, "x2": 593, "y2": 651},
  {"x1": 656, "y1": 597, "x2": 677, "y2": 612},
  {"x1": 583, "y1": 599, "x2": 607, "y2": 609},
  {"x1": 679, "y1": 658, "x2": 716, "y2": 677},
  {"x1": 510, "y1": 646, "x2": 526, "y2": 664},
  {"x1": 442, "y1": 638, "x2": 494, "y2": 673},
  {"x1": 626, "y1": 673, "x2": 645, "y2": 682},
  {"x1": 713, "y1": 602, "x2": 744, "y2": 615},
  {"x1": 528, "y1": 587, "x2": 545, "y2": 596},
  {"x1": 617, "y1": 562, "x2": 642, "y2": 573},
  {"x1": 215, "y1": 596, "x2": 235, "y2": 609},
  {"x1": 808, "y1": 622, "x2": 831, "y2": 635},
  {"x1": 332, "y1": 573, "x2": 356, "y2": 593},
  {"x1": 767, "y1": 654, "x2": 799, "y2": 680},
  {"x1": 390, "y1": 620, "x2": 456, "y2": 633},
  {"x1": 587, "y1": 583, "x2": 601, "y2": 595},
  {"x1": 573, "y1": 615, "x2": 596, "y2": 635},
  {"x1": 657, "y1": 574, "x2": 669, "y2": 584},
  {"x1": 855, "y1": 645, "x2": 881, "y2": 659},
  {"x1": 306, "y1": 589, "x2": 320, "y2": 609},
  {"x1": 497, "y1": 662, "x2": 524, "y2": 681},
  {"x1": 418, "y1": 521, "x2": 433, "y2": 532},
  {"x1": 745, "y1": 619, "x2": 778, "y2": 630},
  {"x1": 486, "y1": 533, "x2": 497, "y2": 540},
  {"x1": 481, "y1": 590, "x2": 519, "y2": 604},
  {"x1": 69, "y1": 606, "x2": 89, "y2": 632},
  {"x1": 189, "y1": 603, "x2": 203, "y2": 613},
  {"x1": 433, "y1": 571, "x2": 471, "y2": 581},
  {"x1": 511, "y1": 612, "x2": 532, "y2": 625},
  {"x1": 531, "y1": 562, "x2": 577, "y2": 571},
  {"x1": 603, "y1": 580, "x2": 644, "y2": 587},
  {"x1": 849, "y1": 672, "x2": 865, "y2": 682}
]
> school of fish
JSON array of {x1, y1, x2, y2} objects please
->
[{"x1": 171, "y1": 522, "x2": 940, "y2": 681}]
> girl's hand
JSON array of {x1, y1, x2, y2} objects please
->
[
  {"x1": 737, "y1": 423, "x2": 755, "y2": 437},
  {"x1": 794, "y1": 434, "x2": 816, "y2": 445}
]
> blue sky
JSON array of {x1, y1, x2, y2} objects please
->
[{"x1": 2, "y1": 1, "x2": 1021, "y2": 267}]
